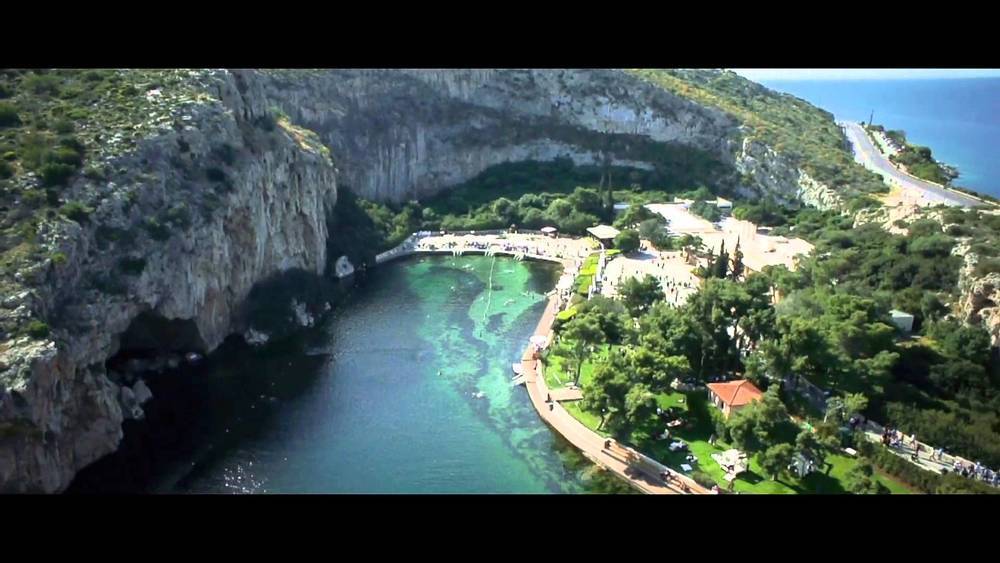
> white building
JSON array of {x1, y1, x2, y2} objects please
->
[{"x1": 889, "y1": 310, "x2": 915, "y2": 334}]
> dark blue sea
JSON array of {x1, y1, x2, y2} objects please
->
[{"x1": 759, "y1": 78, "x2": 1000, "y2": 198}]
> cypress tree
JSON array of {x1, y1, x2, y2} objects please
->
[
  {"x1": 732, "y1": 237, "x2": 745, "y2": 280},
  {"x1": 715, "y1": 240, "x2": 729, "y2": 279}
]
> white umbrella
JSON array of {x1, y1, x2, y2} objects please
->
[
  {"x1": 530, "y1": 335, "x2": 549, "y2": 348},
  {"x1": 541, "y1": 226, "x2": 558, "y2": 234}
]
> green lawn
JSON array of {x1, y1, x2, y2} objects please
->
[
  {"x1": 560, "y1": 385, "x2": 913, "y2": 494},
  {"x1": 543, "y1": 344, "x2": 613, "y2": 390}
]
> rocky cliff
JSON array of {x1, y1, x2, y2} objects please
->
[
  {"x1": 249, "y1": 69, "x2": 742, "y2": 202},
  {"x1": 0, "y1": 69, "x2": 850, "y2": 492},
  {"x1": 0, "y1": 70, "x2": 337, "y2": 492}
]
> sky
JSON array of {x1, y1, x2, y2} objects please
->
[{"x1": 731, "y1": 69, "x2": 1000, "y2": 81}]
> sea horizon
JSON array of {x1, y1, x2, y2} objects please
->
[{"x1": 758, "y1": 77, "x2": 1000, "y2": 199}]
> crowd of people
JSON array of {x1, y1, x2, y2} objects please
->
[
  {"x1": 880, "y1": 425, "x2": 1000, "y2": 487},
  {"x1": 951, "y1": 459, "x2": 1000, "y2": 487},
  {"x1": 413, "y1": 233, "x2": 590, "y2": 262}
]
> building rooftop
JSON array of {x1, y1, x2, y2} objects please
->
[
  {"x1": 586, "y1": 225, "x2": 621, "y2": 240},
  {"x1": 707, "y1": 379, "x2": 764, "y2": 408}
]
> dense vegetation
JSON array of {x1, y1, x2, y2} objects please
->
[
  {"x1": 0, "y1": 69, "x2": 209, "y2": 320},
  {"x1": 629, "y1": 69, "x2": 889, "y2": 201},
  {"x1": 412, "y1": 158, "x2": 725, "y2": 235},
  {"x1": 536, "y1": 192, "x2": 1000, "y2": 491}
]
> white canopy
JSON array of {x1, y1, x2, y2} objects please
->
[
  {"x1": 540, "y1": 226, "x2": 558, "y2": 233},
  {"x1": 586, "y1": 225, "x2": 621, "y2": 240}
]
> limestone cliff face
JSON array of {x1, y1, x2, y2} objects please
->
[
  {"x1": 250, "y1": 69, "x2": 748, "y2": 202},
  {"x1": 0, "y1": 70, "x2": 337, "y2": 492},
  {"x1": 733, "y1": 137, "x2": 842, "y2": 211},
  {"x1": 0, "y1": 69, "x2": 844, "y2": 492},
  {"x1": 957, "y1": 241, "x2": 1000, "y2": 347}
]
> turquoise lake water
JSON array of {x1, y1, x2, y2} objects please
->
[
  {"x1": 69, "y1": 255, "x2": 633, "y2": 494},
  {"x1": 760, "y1": 78, "x2": 1000, "y2": 198}
]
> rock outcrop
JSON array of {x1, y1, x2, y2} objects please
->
[
  {"x1": 958, "y1": 246, "x2": 1000, "y2": 346},
  {"x1": 734, "y1": 137, "x2": 842, "y2": 211},
  {"x1": 1, "y1": 70, "x2": 337, "y2": 492}
]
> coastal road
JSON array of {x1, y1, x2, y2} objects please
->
[{"x1": 840, "y1": 121, "x2": 984, "y2": 208}]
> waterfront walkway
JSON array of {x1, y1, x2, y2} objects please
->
[
  {"x1": 519, "y1": 292, "x2": 711, "y2": 495},
  {"x1": 377, "y1": 230, "x2": 711, "y2": 494}
]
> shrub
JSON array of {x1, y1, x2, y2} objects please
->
[
  {"x1": 50, "y1": 251, "x2": 67, "y2": 265},
  {"x1": 690, "y1": 470, "x2": 717, "y2": 489},
  {"x1": 164, "y1": 204, "x2": 192, "y2": 229},
  {"x1": 49, "y1": 146, "x2": 83, "y2": 167},
  {"x1": 3, "y1": 151, "x2": 15, "y2": 161},
  {"x1": 40, "y1": 162, "x2": 76, "y2": 187},
  {"x1": 91, "y1": 273, "x2": 127, "y2": 295},
  {"x1": 143, "y1": 218, "x2": 171, "y2": 241},
  {"x1": 58, "y1": 136, "x2": 85, "y2": 154},
  {"x1": 25, "y1": 320, "x2": 50, "y2": 339},
  {"x1": 255, "y1": 114, "x2": 276, "y2": 132},
  {"x1": 946, "y1": 224, "x2": 972, "y2": 237},
  {"x1": 83, "y1": 165, "x2": 105, "y2": 181},
  {"x1": 59, "y1": 201, "x2": 93, "y2": 223},
  {"x1": 21, "y1": 190, "x2": 46, "y2": 208},
  {"x1": 205, "y1": 167, "x2": 227, "y2": 183},
  {"x1": 212, "y1": 143, "x2": 236, "y2": 166},
  {"x1": 613, "y1": 229, "x2": 641, "y2": 254},
  {"x1": 974, "y1": 258, "x2": 1000, "y2": 277},
  {"x1": 858, "y1": 441, "x2": 997, "y2": 494},
  {"x1": 0, "y1": 161, "x2": 12, "y2": 179},
  {"x1": 22, "y1": 73, "x2": 61, "y2": 96},
  {"x1": 118, "y1": 256, "x2": 146, "y2": 276},
  {"x1": 53, "y1": 119, "x2": 75, "y2": 134},
  {"x1": 0, "y1": 102, "x2": 20, "y2": 127}
]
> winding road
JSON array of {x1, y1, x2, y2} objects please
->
[{"x1": 840, "y1": 121, "x2": 985, "y2": 208}]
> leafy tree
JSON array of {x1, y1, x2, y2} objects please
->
[
  {"x1": 928, "y1": 320, "x2": 992, "y2": 367},
  {"x1": 930, "y1": 360, "x2": 989, "y2": 397},
  {"x1": 491, "y1": 197, "x2": 517, "y2": 225},
  {"x1": 629, "y1": 346, "x2": 691, "y2": 393},
  {"x1": 613, "y1": 229, "x2": 640, "y2": 254},
  {"x1": 619, "y1": 274, "x2": 663, "y2": 317},
  {"x1": 557, "y1": 314, "x2": 605, "y2": 386},
  {"x1": 690, "y1": 200, "x2": 721, "y2": 222},
  {"x1": 638, "y1": 302, "x2": 701, "y2": 368},
  {"x1": 637, "y1": 218, "x2": 672, "y2": 250},
  {"x1": 727, "y1": 386, "x2": 794, "y2": 454},
  {"x1": 614, "y1": 204, "x2": 657, "y2": 229},
  {"x1": 759, "y1": 443, "x2": 794, "y2": 481},
  {"x1": 581, "y1": 353, "x2": 631, "y2": 432},
  {"x1": 623, "y1": 383, "x2": 658, "y2": 429},
  {"x1": 576, "y1": 296, "x2": 632, "y2": 343},
  {"x1": 844, "y1": 461, "x2": 890, "y2": 495}
]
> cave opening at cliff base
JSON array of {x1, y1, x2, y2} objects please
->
[{"x1": 104, "y1": 311, "x2": 207, "y2": 379}]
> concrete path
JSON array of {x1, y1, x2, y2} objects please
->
[
  {"x1": 520, "y1": 293, "x2": 711, "y2": 495},
  {"x1": 379, "y1": 230, "x2": 712, "y2": 493}
]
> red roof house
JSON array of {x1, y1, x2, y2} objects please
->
[{"x1": 706, "y1": 379, "x2": 764, "y2": 418}]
